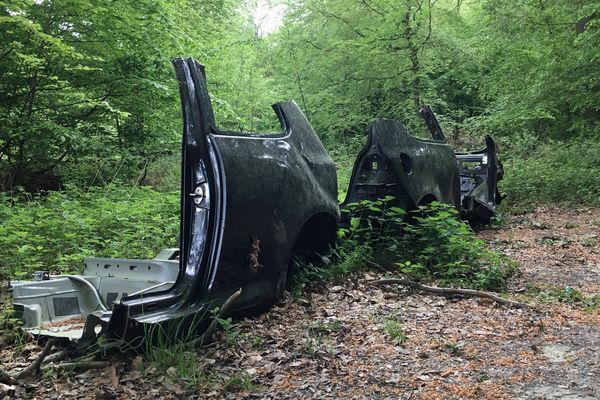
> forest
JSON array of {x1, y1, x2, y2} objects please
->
[
  {"x1": 1, "y1": 0, "x2": 600, "y2": 399},
  {"x1": 1, "y1": 0, "x2": 599, "y2": 274}
]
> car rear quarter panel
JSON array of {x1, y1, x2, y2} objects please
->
[{"x1": 209, "y1": 101, "x2": 340, "y2": 308}]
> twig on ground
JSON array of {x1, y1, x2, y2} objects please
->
[
  {"x1": 10, "y1": 339, "x2": 55, "y2": 379},
  {"x1": 42, "y1": 349, "x2": 78, "y2": 365},
  {"x1": 51, "y1": 361, "x2": 110, "y2": 372},
  {"x1": 367, "y1": 261, "x2": 393, "y2": 272},
  {"x1": 373, "y1": 278, "x2": 534, "y2": 309}
]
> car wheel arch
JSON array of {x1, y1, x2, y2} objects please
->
[
  {"x1": 279, "y1": 212, "x2": 338, "y2": 291},
  {"x1": 417, "y1": 194, "x2": 438, "y2": 207}
]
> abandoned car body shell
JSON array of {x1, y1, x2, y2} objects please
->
[
  {"x1": 11, "y1": 58, "x2": 340, "y2": 341},
  {"x1": 107, "y1": 59, "x2": 340, "y2": 340},
  {"x1": 9, "y1": 58, "x2": 502, "y2": 342},
  {"x1": 341, "y1": 118, "x2": 460, "y2": 213},
  {"x1": 419, "y1": 106, "x2": 504, "y2": 223},
  {"x1": 342, "y1": 106, "x2": 502, "y2": 223}
]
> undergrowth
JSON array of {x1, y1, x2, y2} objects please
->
[
  {"x1": 292, "y1": 198, "x2": 516, "y2": 292},
  {"x1": 525, "y1": 284, "x2": 600, "y2": 311},
  {"x1": 384, "y1": 318, "x2": 407, "y2": 344},
  {"x1": 0, "y1": 185, "x2": 179, "y2": 279},
  {"x1": 142, "y1": 307, "x2": 251, "y2": 391},
  {"x1": 500, "y1": 139, "x2": 600, "y2": 207}
]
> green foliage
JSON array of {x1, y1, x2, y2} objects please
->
[
  {"x1": 468, "y1": 1, "x2": 600, "y2": 140},
  {"x1": 525, "y1": 284, "x2": 600, "y2": 311},
  {"x1": 308, "y1": 319, "x2": 343, "y2": 336},
  {"x1": 251, "y1": 335, "x2": 266, "y2": 349},
  {"x1": 140, "y1": 304, "x2": 254, "y2": 390},
  {"x1": 142, "y1": 313, "x2": 207, "y2": 388},
  {"x1": 2, "y1": 0, "x2": 600, "y2": 209},
  {"x1": 0, "y1": 185, "x2": 179, "y2": 279},
  {"x1": 268, "y1": 0, "x2": 600, "y2": 210},
  {"x1": 383, "y1": 319, "x2": 407, "y2": 344},
  {"x1": 0, "y1": 0, "x2": 280, "y2": 191},
  {"x1": 270, "y1": 0, "x2": 600, "y2": 143},
  {"x1": 338, "y1": 199, "x2": 516, "y2": 290},
  {"x1": 444, "y1": 340, "x2": 463, "y2": 356},
  {"x1": 270, "y1": 0, "x2": 446, "y2": 140},
  {"x1": 290, "y1": 197, "x2": 515, "y2": 292},
  {"x1": 0, "y1": 290, "x2": 27, "y2": 353},
  {"x1": 223, "y1": 372, "x2": 256, "y2": 392},
  {"x1": 211, "y1": 307, "x2": 243, "y2": 347},
  {"x1": 288, "y1": 243, "x2": 373, "y2": 298},
  {"x1": 397, "y1": 202, "x2": 516, "y2": 290},
  {"x1": 501, "y1": 139, "x2": 600, "y2": 206}
]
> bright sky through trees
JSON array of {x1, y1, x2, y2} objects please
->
[{"x1": 253, "y1": 0, "x2": 285, "y2": 36}]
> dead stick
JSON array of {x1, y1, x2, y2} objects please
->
[
  {"x1": 373, "y1": 278, "x2": 533, "y2": 309},
  {"x1": 0, "y1": 369, "x2": 16, "y2": 385},
  {"x1": 52, "y1": 361, "x2": 109, "y2": 372},
  {"x1": 10, "y1": 339, "x2": 55, "y2": 379},
  {"x1": 42, "y1": 349, "x2": 78, "y2": 365},
  {"x1": 185, "y1": 287, "x2": 243, "y2": 349},
  {"x1": 366, "y1": 261, "x2": 393, "y2": 272}
]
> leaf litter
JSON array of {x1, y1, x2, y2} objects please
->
[{"x1": 1, "y1": 206, "x2": 599, "y2": 399}]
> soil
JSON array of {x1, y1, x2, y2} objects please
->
[{"x1": 1, "y1": 206, "x2": 599, "y2": 399}]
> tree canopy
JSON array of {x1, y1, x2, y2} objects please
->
[{"x1": 1, "y1": 0, "x2": 599, "y2": 191}]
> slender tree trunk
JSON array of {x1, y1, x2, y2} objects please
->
[{"x1": 403, "y1": 10, "x2": 422, "y2": 111}]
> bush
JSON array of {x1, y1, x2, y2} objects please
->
[
  {"x1": 0, "y1": 185, "x2": 179, "y2": 279},
  {"x1": 501, "y1": 139, "x2": 600, "y2": 206},
  {"x1": 334, "y1": 199, "x2": 516, "y2": 291}
]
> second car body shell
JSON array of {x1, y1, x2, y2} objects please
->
[{"x1": 342, "y1": 119, "x2": 461, "y2": 212}]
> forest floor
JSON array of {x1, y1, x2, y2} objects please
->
[{"x1": 1, "y1": 206, "x2": 599, "y2": 399}]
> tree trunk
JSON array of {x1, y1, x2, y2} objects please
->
[{"x1": 403, "y1": 9, "x2": 421, "y2": 111}]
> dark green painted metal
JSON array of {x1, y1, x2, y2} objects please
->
[
  {"x1": 108, "y1": 58, "x2": 339, "y2": 340},
  {"x1": 341, "y1": 118, "x2": 461, "y2": 213}
]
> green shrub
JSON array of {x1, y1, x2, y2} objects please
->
[
  {"x1": 335, "y1": 199, "x2": 516, "y2": 290},
  {"x1": 501, "y1": 139, "x2": 600, "y2": 206},
  {"x1": 0, "y1": 185, "x2": 179, "y2": 279},
  {"x1": 397, "y1": 203, "x2": 516, "y2": 290}
]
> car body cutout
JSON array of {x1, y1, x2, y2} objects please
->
[{"x1": 9, "y1": 58, "x2": 502, "y2": 343}]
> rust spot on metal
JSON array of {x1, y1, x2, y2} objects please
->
[{"x1": 248, "y1": 237, "x2": 263, "y2": 273}]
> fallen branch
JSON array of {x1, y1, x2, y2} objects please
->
[
  {"x1": 51, "y1": 361, "x2": 110, "y2": 372},
  {"x1": 0, "y1": 370, "x2": 16, "y2": 385},
  {"x1": 184, "y1": 287, "x2": 243, "y2": 349},
  {"x1": 42, "y1": 349, "x2": 78, "y2": 365},
  {"x1": 373, "y1": 278, "x2": 534, "y2": 309},
  {"x1": 10, "y1": 339, "x2": 55, "y2": 380},
  {"x1": 366, "y1": 261, "x2": 393, "y2": 272}
]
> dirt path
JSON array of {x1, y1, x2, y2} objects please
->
[{"x1": 2, "y1": 207, "x2": 599, "y2": 399}]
